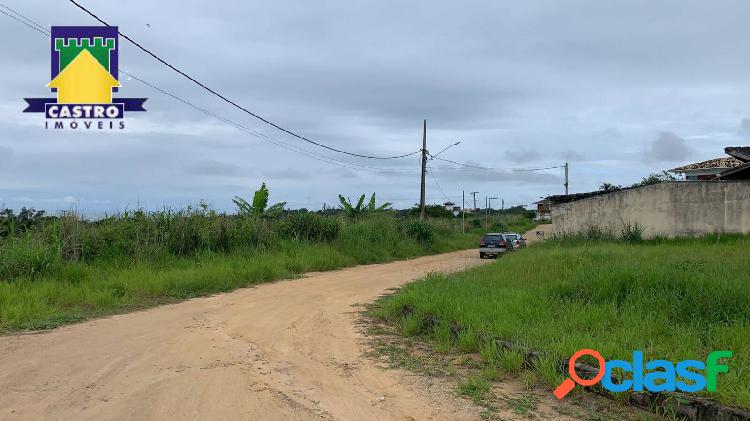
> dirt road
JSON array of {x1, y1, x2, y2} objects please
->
[
  {"x1": 0, "y1": 249, "x2": 492, "y2": 420},
  {"x1": 0, "y1": 225, "x2": 564, "y2": 421}
]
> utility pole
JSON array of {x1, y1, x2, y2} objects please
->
[
  {"x1": 564, "y1": 162, "x2": 569, "y2": 195},
  {"x1": 470, "y1": 191, "x2": 478, "y2": 212},
  {"x1": 501, "y1": 198, "x2": 504, "y2": 210},
  {"x1": 488, "y1": 196, "x2": 498, "y2": 223},
  {"x1": 419, "y1": 119, "x2": 427, "y2": 220},
  {"x1": 462, "y1": 190, "x2": 466, "y2": 234},
  {"x1": 484, "y1": 196, "x2": 490, "y2": 224}
]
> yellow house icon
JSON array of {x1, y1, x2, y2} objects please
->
[{"x1": 47, "y1": 49, "x2": 120, "y2": 104}]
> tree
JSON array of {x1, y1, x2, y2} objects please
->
[
  {"x1": 233, "y1": 182, "x2": 287, "y2": 218},
  {"x1": 599, "y1": 182, "x2": 622, "y2": 192},
  {"x1": 631, "y1": 171, "x2": 676, "y2": 188},
  {"x1": 409, "y1": 204, "x2": 453, "y2": 218},
  {"x1": 338, "y1": 193, "x2": 392, "y2": 218}
]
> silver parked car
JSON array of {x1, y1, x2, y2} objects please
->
[
  {"x1": 479, "y1": 233, "x2": 513, "y2": 259},
  {"x1": 502, "y1": 233, "x2": 527, "y2": 249}
]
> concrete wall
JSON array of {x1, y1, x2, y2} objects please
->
[{"x1": 551, "y1": 181, "x2": 750, "y2": 238}]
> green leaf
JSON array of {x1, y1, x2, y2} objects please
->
[
  {"x1": 252, "y1": 182, "x2": 269, "y2": 216},
  {"x1": 355, "y1": 194, "x2": 366, "y2": 212},
  {"x1": 339, "y1": 195, "x2": 355, "y2": 218},
  {"x1": 232, "y1": 196, "x2": 253, "y2": 217},
  {"x1": 264, "y1": 202, "x2": 286, "y2": 217},
  {"x1": 368, "y1": 193, "x2": 376, "y2": 212}
]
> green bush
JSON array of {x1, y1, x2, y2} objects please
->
[
  {"x1": 620, "y1": 221, "x2": 644, "y2": 243},
  {"x1": 279, "y1": 213, "x2": 341, "y2": 242},
  {"x1": 0, "y1": 238, "x2": 59, "y2": 280},
  {"x1": 401, "y1": 220, "x2": 434, "y2": 244}
]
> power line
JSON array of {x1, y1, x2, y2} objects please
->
[
  {"x1": 120, "y1": 69, "x2": 413, "y2": 173},
  {"x1": 0, "y1": 6, "x2": 421, "y2": 175},
  {"x1": 427, "y1": 164, "x2": 451, "y2": 203},
  {"x1": 0, "y1": 7, "x2": 48, "y2": 36},
  {"x1": 67, "y1": 0, "x2": 419, "y2": 161},
  {"x1": 429, "y1": 155, "x2": 564, "y2": 172},
  {"x1": 2, "y1": 3, "x2": 559, "y2": 191}
]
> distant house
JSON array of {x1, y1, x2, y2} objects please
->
[
  {"x1": 533, "y1": 199, "x2": 552, "y2": 221},
  {"x1": 670, "y1": 146, "x2": 750, "y2": 180},
  {"x1": 670, "y1": 157, "x2": 744, "y2": 180},
  {"x1": 442, "y1": 201, "x2": 455, "y2": 211}
]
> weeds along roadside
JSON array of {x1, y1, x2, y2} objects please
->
[
  {"x1": 0, "y1": 206, "x2": 536, "y2": 332},
  {"x1": 368, "y1": 232, "x2": 750, "y2": 411}
]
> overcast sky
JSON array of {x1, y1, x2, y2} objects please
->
[{"x1": 2, "y1": 0, "x2": 750, "y2": 215}]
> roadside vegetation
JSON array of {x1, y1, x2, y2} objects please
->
[
  {"x1": 0, "y1": 184, "x2": 536, "y2": 332},
  {"x1": 370, "y1": 232, "x2": 750, "y2": 410}
]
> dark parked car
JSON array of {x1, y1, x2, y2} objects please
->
[{"x1": 479, "y1": 233, "x2": 512, "y2": 259}]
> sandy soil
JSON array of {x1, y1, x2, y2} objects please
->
[{"x1": 0, "y1": 226, "x2": 564, "y2": 421}]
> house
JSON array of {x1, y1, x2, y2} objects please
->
[
  {"x1": 670, "y1": 146, "x2": 750, "y2": 181},
  {"x1": 669, "y1": 157, "x2": 743, "y2": 180},
  {"x1": 532, "y1": 199, "x2": 552, "y2": 221},
  {"x1": 716, "y1": 147, "x2": 750, "y2": 180},
  {"x1": 442, "y1": 201, "x2": 455, "y2": 211}
]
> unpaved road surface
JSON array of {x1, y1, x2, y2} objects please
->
[{"x1": 0, "y1": 249, "x2": 490, "y2": 420}]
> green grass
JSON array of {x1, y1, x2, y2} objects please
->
[
  {"x1": 371, "y1": 235, "x2": 750, "y2": 409},
  {"x1": 0, "y1": 209, "x2": 536, "y2": 333},
  {"x1": 505, "y1": 393, "x2": 538, "y2": 415},
  {"x1": 0, "y1": 223, "x2": 471, "y2": 332},
  {"x1": 459, "y1": 376, "x2": 491, "y2": 404}
]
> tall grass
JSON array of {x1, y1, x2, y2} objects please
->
[
  {"x1": 371, "y1": 235, "x2": 750, "y2": 409},
  {"x1": 0, "y1": 207, "x2": 535, "y2": 332}
]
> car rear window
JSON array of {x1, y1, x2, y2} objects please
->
[
  {"x1": 505, "y1": 234, "x2": 518, "y2": 240},
  {"x1": 482, "y1": 235, "x2": 503, "y2": 241}
]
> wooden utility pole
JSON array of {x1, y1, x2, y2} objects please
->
[
  {"x1": 419, "y1": 120, "x2": 427, "y2": 220},
  {"x1": 564, "y1": 162, "x2": 569, "y2": 195}
]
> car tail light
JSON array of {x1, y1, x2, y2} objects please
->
[{"x1": 480, "y1": 241, "x2": 486, "y2": 246}]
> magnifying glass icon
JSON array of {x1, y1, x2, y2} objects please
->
[{"x1": 553, "y1": 349, "x2": 606, "y2": 399}]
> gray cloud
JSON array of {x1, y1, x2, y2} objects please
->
[
  {"x1": 2, "y1": 0, "x2": 750, "y2": 213},
  {"x1": 505, "y1": 148, "x2": 541, "y2": 163},
  {"x1": 559, "y1": 150, "x2": 585, "y2": 162},
  {"x1": 738, "y1": 118, "x2": 750, "y2": 138},
  {"x1": 182, "y1": 160, "x2": 246, "y2": 177},
  {"x1": 645, "y1": 132, "x2": 694, "y2": 163},
  {"x1": 0, "y1": 146, "x2": 12, "y2": 170}
]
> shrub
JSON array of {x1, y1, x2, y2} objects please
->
[
  {"x1": 279, "y1": 213, "x2": 341, "y2": 242},
  {"x1": 620, "y1": 221, "x2": 644, "y2": 243},
  {"x1": 402, "y1": 220, "x2": 434, "y2": 244},
  {"x1": 0, "y1": 238, "x2": 59, "y2": 280},
  {"x1": 169, "y1": 216, "x2": 204, "y2": 256}
]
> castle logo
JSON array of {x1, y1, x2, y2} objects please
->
[{"x1": 23, "y1": 26, "x2": 146, "y2": 130}]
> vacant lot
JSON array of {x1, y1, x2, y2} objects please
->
[
  {"x1": 0, "y1": 210, "x2": 535, "y2": 332},
  {"x1": 371, "y1": 235, "x2": 750, "y2": 409}
]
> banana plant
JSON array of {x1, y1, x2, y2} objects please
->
[
  {"x1": 233, "y1": 182, "x2": 287, "y2": 218},
  {"x1": 338, "y1": 193, "x2": 391, "y2": 218}
]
